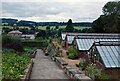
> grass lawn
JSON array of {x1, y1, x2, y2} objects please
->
[{"x1": 37, "y1": 26, "x2": 91, "y2": 30}]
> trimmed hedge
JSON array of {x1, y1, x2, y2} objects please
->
[
  {"x1": 22, "y1": 40, "x2": 48, "y2": 47},
  {"x1": 2, "y1": 35, "x2": 24, "y2": 52}
]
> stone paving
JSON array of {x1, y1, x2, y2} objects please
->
[{"x1": 30, "y1": 49, "x2": 68, "y2": 79}]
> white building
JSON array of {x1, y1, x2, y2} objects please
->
[{"x1": 8, "y1": 30, "x2": 22, "y2": 37}]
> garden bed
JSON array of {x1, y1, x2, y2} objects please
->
[{"x1": 2, "y1": 53, "x2": 32, "y2": 81}]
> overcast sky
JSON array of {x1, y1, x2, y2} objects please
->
[{"x1": 1, "y1": 0, "x2": 117, "y2": 22}]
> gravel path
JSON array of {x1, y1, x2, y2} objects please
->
[{"x1": 30, "y1": 49, "x2": 68, "y2": 79}]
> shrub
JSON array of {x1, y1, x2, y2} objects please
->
[
  {"x1": 68, "y1": 46, "x2": 78, "y2": 59},
  {"x1": 85, "y1": 64, "x2": 97, "y2": 79}
]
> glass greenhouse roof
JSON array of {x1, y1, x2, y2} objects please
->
[
  {"x1": 61, "y1": 33, "x2": 67, "y2": 41},
  {"x1": 76, "y1": 38, "x2": 120, "y2": 51},
  {"x1": 65, "y1": 33, "x2": 119, "y2": 44},
  {"x1": 67, "y1": 35, "x2": 75, "y2": 44},
  {"x1": 96, "y1": 46, "x2": 120, "y2": 68}
]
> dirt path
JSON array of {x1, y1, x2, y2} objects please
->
[{"x1": 30, "y1": 49, "x2": 68, "y2": 79}]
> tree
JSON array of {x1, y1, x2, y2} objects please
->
[
  {"x1": 36, "y1": 30, "x2": 47, "y2": 38},
  {"x1": 92, "y1": 15, "x2": 105, "y2": 33},
  {"x1": 92, "y1": 1, "x2": 120, "y2": 33},
  {"x1": 65, "y1": 19, "x2": 74, "y2": 32},
  {"x1": 103, "y1": 1, "x2": 120, "y2": 16},
  {"x1": 55, "y1": 25, "x2": 59, "y2": 29},
  {"x1": 46, "y1": 26, "x2": 50, "y2": 30}
]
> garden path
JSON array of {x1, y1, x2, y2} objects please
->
[{"x1": 30, "y1": 49, "x2": 68, "y2": 80}]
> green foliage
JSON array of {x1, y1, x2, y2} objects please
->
[
  {"x1": 36, "y1": 30, "x2": 47, "y2": 38},
  {"x1": 79, "y1": 59, "x2": 88, "y2": 70},
  {"x1": 86, "y1": 64, "x2": 109, "y2": 79},
  {"x1": 65, "y1": 19, "x2": 74, "y2": 32},
  {"x1": 24, "y1": 47, "x2": 36, "y2": 53},
  {"x1": 35, "y1": 37, "x2": 44, "y2": 40},
  {"x1": 55, "y1": 26, "x2": 59, "y2": 29},
  {"x1": 2, "y1": 35, "x2": 24, "y2": 52},
  {"x1": 68, "y1": 46, "x2": 78, "y2": 59},
  {"x1": 103, "y1": 1, "x2": 120, "y2": 16},
  {"x1": 46, "y1": 26, "x2": 50, "y2": 30},
  {"x1": 92, "y1": 1, "x2": 120, "y2": 33},
  {"x1": 2, "y1": 49, "x2": 15, "y2": 53},
  {"x1": 100, "y1": 72, "x2": 109, "y2": 79},
  {"x1": 2, "y1": 53, "x2": 31, "y2": 80},
  {"x1": 22, "y1": 40, "x2": 48, "y2": 48},
  {"x1": 86, "y1": 64, "x2": 99, "y2": 78}
]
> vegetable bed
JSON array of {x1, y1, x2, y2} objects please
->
[{"x1": 2, "y1": 52, "x2": 31, "y2": 81}]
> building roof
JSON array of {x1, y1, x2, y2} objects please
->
[
  {"x1": 62, "y1": 33, "x2": 120, "y2": 44},
  {"x1": 9, "y1": 30, "x2": 22, "y2": 34},
  {"x1": 62, "y1": 32, "x2": 119, "y2": 37},
  {"x1": 75, "y1": 38, "x2": 120, "y2": 51},
  {"x1": 67, "y1": 35, "x2": 75, "y2": 44},
  {"x1": 76, "y1": 39, "x2": 94, "y2": 51},
  {"x1": 96, "y1": 46, "x2": 120, "y2": 68},
  {"x1": 61, "y1": 33, "x2": 67, "y2": 41}
]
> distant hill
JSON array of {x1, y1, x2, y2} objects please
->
[
  {"x1": 1, "y1": 18, "x2": 92, "y2": 27},
  {"x1": 1, "y1": 18, "x2": 18, "y2": 26}
]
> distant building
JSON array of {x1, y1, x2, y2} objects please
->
[
  {"x1": 8, "y1": 30, "x2": 22, "y2": 37},
  {"x1": 21, "y1": 34, "x2": 35, "y2": 40}
]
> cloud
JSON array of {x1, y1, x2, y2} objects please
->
[{"x1": 1, "y1": 0, "x2": 113, "y2": 22}]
